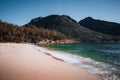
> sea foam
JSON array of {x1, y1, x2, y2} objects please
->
[{"x1": 33, "y1": 45, "x2": 120, "y2": 80}]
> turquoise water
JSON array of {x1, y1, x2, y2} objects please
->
[{"x1": 47, "y1": 42, "x2": 120, "y2": 80}]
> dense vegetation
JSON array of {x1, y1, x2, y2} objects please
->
[
  {"x1": 79, "y1": 17, "x2": 120, "y2": 36},
  {"x1": 1, "y1": 15, "x2": 120, "y2": 43},
  {"x1": 26, "y1": 15, "x2": 120, "y2": 42},
  {"x1": 0, "y1": 20, "x2": 67, "y2": 43}
]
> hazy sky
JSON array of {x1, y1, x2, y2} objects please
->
[{"x1": 0, "y1": 0, "x2": 120, "y2": 25}]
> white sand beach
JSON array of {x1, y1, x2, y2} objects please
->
[{"x1": 0, "y1": 43, "x2": 101, "y2": 80}]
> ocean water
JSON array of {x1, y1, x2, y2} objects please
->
[{"x1": 46, "y1": 42, "x2": 120, "y2": 80}]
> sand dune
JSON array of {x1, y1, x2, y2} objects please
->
[{"x1": 0, "y1": 43, "x2": 101, "y2": 80}]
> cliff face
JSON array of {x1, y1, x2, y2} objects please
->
[
  {"x1": 79, "y1": 17, "x2": 120, "y2": 36},
  {"x1": 26, "y1": 15, "x2": 120, "y2": 42}
]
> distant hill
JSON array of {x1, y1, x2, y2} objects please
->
[
  {"x1": 25, "y1": 15, "x2": 119, "y2": 42},
  {"x1": 0, "y1": 20, "x2": 67, "y2": 43},
  {"x1": 1, "y1": 15, "x2": 120, "y2": 43},
  {"x1": 79, "y1": 17, "x2": 120, "y2": 36}
]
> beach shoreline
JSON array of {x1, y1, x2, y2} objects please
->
[{"x1": 0, "y1": 43, "x2": 102, "y2": 80}]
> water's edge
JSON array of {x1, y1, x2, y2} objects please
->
[{"x1": 34, "y1": 43, "x2": 120, "y2": 80}]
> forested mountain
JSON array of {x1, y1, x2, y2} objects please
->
[
  {"x1": 79, "y1": 17, "x2": 120, "y2": 36},
  {"x1": 0, "y1": 20, "x2": 67, "y2": 43},
  {"x1": 25, "y1": 15, "x2": 119, "y2": 42},
  {"x1": 1, "y1": 15, "x2": 120, "y2": 43}
]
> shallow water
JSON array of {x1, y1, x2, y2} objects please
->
[{"x1": 47, "y1": 42, "x2": 120, "y2": 80}]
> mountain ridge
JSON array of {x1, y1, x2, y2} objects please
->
[
  {"x1": 79, "y1": 17, "x2": 120, "y2": 36},
  {"x1": 1, "y1": 15, "x2": 120, "y2": 43},
  {"x1": 25, "y1": 15, "x2": 120, "y2": 42}
]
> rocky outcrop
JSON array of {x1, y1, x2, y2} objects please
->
[{"x1": 38, "y1": 39, "x2": 76, "y2": 45}]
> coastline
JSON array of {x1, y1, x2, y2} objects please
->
[{"x1": 0, "y1": 43, "x2": 101, "y2": 80}]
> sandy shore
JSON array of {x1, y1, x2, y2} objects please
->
[{"x1": 0, "y1": 43, "x2": 101, "y2": 80}]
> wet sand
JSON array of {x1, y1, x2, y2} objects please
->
[{"x1": 0, "y1": 43, "x2": 101, "y2": 80}]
